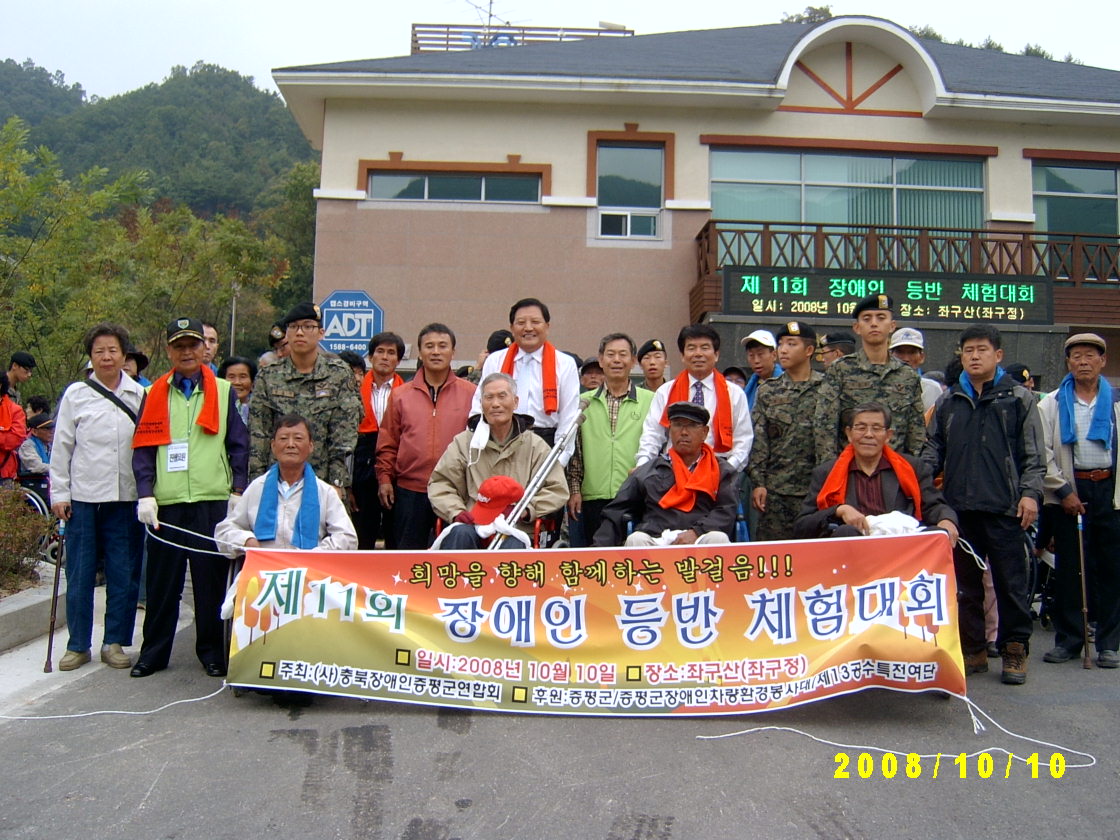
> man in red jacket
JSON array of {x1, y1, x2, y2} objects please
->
[{"x1": 376, "y1": 323, "x2": 476, "y2": 548}]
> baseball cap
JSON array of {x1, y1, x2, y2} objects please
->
[
  {"x1": 740, "y1": 329, "x2": 777, "y2": 350},
  {"x1": 470, "y1": 476, "x2": 525, "y2": 525},
  {"x1": 889, "y1": 327, "x2": 924, "y2": 350}
]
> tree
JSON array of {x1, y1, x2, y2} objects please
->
[
  {"x1": 909, "y1": 25, "x2": 943, "y2": 42},
  {"x1": 980, "y1": 37, "x2": 1005, "y2": 52},
  {"x1": 781, "y1": 6, "x2": 833, "y2": 24},
  {"x1": 1022, "y1": 44, "x2": 1054, "y2": 60},
  {"x1": 254, "y1": 160, "x2": 320, "y2": 314},
  {"x1": 0, "y1": 59, "x2": 86, "y2": 127}
]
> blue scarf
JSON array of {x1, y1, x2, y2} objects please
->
[
  {"x1": 253, "y1": 463, "x2": 320, "y2": 549},
  {"x1": 744, "y1": 363, "x2": 784, "y2": 410},
  {"x1": 32, "y1": 436, "x2": 50, "y2": 465},
  {"x1": 958, "y1": 366, "x2": 1006, "y2": 400},
  {"x1": 1057, "y1": 373, "x2": 1113, "y2": 448}
]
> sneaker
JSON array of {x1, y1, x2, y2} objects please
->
[
  {"x1": 59, "y1": 649, "x2": 91, "y2": 671},
  {"x1": 964, "y1": 651, "x2": 988, "y2": 675},
  {"x1": 1097, "y1": 650, "x2": 1119, "y2": 669},
  {"x1": 1001, "y1": 641, "x2": 1027, "y2": 685},
  {"x1": 100, "y1": 644, "x2": 132, "y2": 669},
  {"x1": 1042, "y1": 646, "x2": 1078, "y2": 663}
]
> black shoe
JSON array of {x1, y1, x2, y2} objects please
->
[
  {"x1": 205, "y1": 663, "x2": 227, "y2": 677},
  {"x1": 130, "y1": 662, "x2": 161, "y2": 678},
  {"x1": 1042, "y1": 646, "x2": 1077, "y2": 663},
  {"x1": 986, "y1": 643, "x2": 1000, "y2": 658}
]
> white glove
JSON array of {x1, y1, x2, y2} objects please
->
[
  {"x1": 865, "y1": 511, "x2": 921, "y2": 536},
  {"x1": 227, "y1": 493, "x2": 241, "y2": 518},
  {"x1": 476, "y1": 514, "x2": 531, "y2": 548},
  {"x1": 137, "y1": 497, "x2": 160, "y2": 529}
]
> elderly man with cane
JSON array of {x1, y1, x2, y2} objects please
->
[{"x1": 1039, "y1": 333, "x2": 1120, "y2": 669}]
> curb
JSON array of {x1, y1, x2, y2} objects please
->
[{"x1": 0, "y1": 565, "x2": 66, "y2": 654}]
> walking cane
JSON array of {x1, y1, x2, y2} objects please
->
[
  {"x1": 43, "y1": 519, "x2": 65, "y2": 673},
  {"x1": 1076, "y1": 513, "x2": 1094, "y2": 669}
]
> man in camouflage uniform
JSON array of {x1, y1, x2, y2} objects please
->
[
  {"x1": 813, "y1": 294, "x2": 925, "y2": 460},
  {"x1": 749, "y1": 321, "x2": 825, "y2": 541},
  {"x1": 249, "y1": 302, "x2": 362, "y2": 494}
]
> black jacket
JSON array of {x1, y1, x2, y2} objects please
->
[
  {"x1": 920, "y1": 374, "x2": 1045, "y2": 517},
  {"x1": 793, "y1": 452, "x2": 957, "y2": 539}
]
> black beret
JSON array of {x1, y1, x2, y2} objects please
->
[
  {"x1": 775, "y1": 321, "x2": 817, "y2": 342},
  {"x1": 486, "y1": 329, "x2": 514, "y2": 354},
  {"x1": 268, "y1": 323, "x2": 286, "y2": 346},
  {"x1": 636, "y1": 339, "x2": 666, "y2": 361},
  {"x1": 282, "y1": 302, "x2": 322, "y2": 328},
  {"x1": 853, "y1": 294, "x2": 894, "y2": 317},
  {"x1": 667, "y1": 401, "x2": 710, "y2": 425},
  {"x1": 818, "y1": 331, "x2": 857, "y2": 349}
]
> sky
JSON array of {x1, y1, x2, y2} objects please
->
[{"x1": 2, "y1": 0, "x2": 1117, "y2": 99}]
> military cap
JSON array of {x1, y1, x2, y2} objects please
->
[
  {"x1": 1004, "y1": 363, "x2": 1032, "y2": 385},
  {"x1": 775, "y1": 321, "x2": 817, "y2": 342},
  {"x1": 27, "y1": 412, "x2": 53, "y2": 430},
  {"x1": 1064, "y1": 333, "x2": 1106, "y2": 354},
  {"x1": 9, "y1": 351, "x2": 36, "y2": 369},
  {"x1": 636, "y1": 339, "x2": 666, "y2": 361},
  {"x1": 667, "y1": 401, "x2": 710, "y2": 425},
  {"x1": 166, "y1": 317, "x2": 204, "y2": 344},
  {"x1": 282, "y1": 301, "x2": 322, "y2": 328},
  {"x1": 819, "y1": 330, "x2": 857, "y2": 349},
  {"x1": 486, "y1": 329, "x2": 514, "y2": 354},
  {"x1": 580, "y1": 358, "x2": 603, "y2": 375},
  {"x1": 268, "y1": 323, "x2": 286, "y2": 347},
  {"x1": 853, "y1": 294, "x2": 894, "y2": 317}
]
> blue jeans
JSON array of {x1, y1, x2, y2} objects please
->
[{"x1": 65, "y1": 501, "x2": 143, "y2": 651}]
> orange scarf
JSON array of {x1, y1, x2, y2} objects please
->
[
  {"x1": 358, "y1": 372, "x2": 404, "y2": 433},
  {"x1": 501, "y1": 343, "x2": 559, "y2": 414},
  {"x1": 658, "y1": 444, "x2": 721, "y2": 511},
  {"x1": 132, "y1": 366, "x2": 221, "y2": 448},
  {"x1": 816, "y1": 443, "x2": 922, "y2": 521},
  {"x1": 659, "y1": 371, "x2": 734, "y2": 453}
]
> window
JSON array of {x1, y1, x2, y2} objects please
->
[
  {"x1": 597, "y1": 144, "x2": 663, "y2": 238},
  {"x1": 1032, "y1": 163, "x2": 1118, "y2": 236},
  {"x1": 709, "y1": 150, "x2": 984, "y2": 230},
  {"x1": 368, "y1": 171, "x2": 540, "y2": 203}
]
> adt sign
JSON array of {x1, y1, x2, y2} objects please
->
[{"x1": 319, "y1": 290, "x2": 384, "y2": 356}]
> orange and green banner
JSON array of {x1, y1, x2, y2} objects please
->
[{"x1": 227, "y1": 532, "x2": 965, "y2": 715}]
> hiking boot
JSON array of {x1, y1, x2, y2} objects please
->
[
  {"x1": 1001, "y1": 642, "x2": 1027, "y2": 685},
  {"x1": 59, "y1": 649, "x2": 91, "y2": 671},
  {"x1": 1097, "y1": 650, "x2": 1119, "y2": 669},
  {"x1": 964, "y1": 651, "x2": 988, "y2": 675},
  {"x1": 1042, "y1": 646, "x2": 1077, "y2": 664},
  {"x1": 101, "y1": 644, "x2": 132, "y2": 669}
]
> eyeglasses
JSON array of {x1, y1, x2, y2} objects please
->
[
  {"x1": 849, "y1": 423, "x2": 887, "y2": 434},
  {"x1": 287, "y1": 322, "x2": 321, "y2": 334}
]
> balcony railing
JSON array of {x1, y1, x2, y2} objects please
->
[{"x1": 411, "y1": 23, "x2": 634, "y2": 54}]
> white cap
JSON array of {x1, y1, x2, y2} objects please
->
[
  {"x1": 889, "y1": 327, "x2": 924, "y2": 350},
  {"x1": 740, "y1": 329, "x2": 777, "y2": 349}
]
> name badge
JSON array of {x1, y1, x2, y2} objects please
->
[{"x1": 167, "y1": 441, "x2": 189, "y2": 473}]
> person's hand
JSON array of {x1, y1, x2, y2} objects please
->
[
  {"x1": 835, "y1": 504, "x2": 869, "y2": 535},
  {"x1": 672, "y1": 529, "x2": 699, "y2": 545},
  {"x1": 1060, "y1": 492, "x2": 1085, "y2": 516},
  {"x1": 1017, "y1": 496, "x2": 1039, "y2": 530},
  {"x1": 137, "y1": 497, "x2": 160, "y2": 529},
  {"x1": 936, "y1": 519, "x2": 959, "y2": 547},
  {"x1": 245, "y1": 537, "x2": 260, "y2": 548},
  {"x1": 567, "y1": 491, "x2": 582, "y2": 518},
  {"x1": 452, "y1": 511, "x2": 475, "y2": 525},
  {"x1": 51, "y1": 502, "x2": 71, "y2": 521},
  {"x1": 378, "y1": 482, "x2": 395, "y2": 509},
  {"x1": 751, "y1": 487, "x2": 767, "y2": 512},
  {"x1": 226, "y1": 493, "x2": 241, "y2": 518}
]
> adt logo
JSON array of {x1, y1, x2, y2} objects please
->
[{"x1": 319, "y1": 290, "x2": 384, "y2": 356}]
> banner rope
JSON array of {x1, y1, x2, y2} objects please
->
[
  {"x1": 0, "y1": 686, "x2": 226, "y2": 721},
  {"x1": 697, "y1": 693, "x2": 1096, "y2": 769},
  {"x1": 143, "y1": 521, "x2": 237, "y2": 556}
]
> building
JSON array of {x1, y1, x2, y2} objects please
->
[{"x1": 275, "y1": 17, "x2": 1120, "y2": 379}]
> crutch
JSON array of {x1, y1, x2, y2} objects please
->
[
  {"x1": 489, "y1": 400, "x2": 588, "y2": 550},
  {"x1": 1076, "y1": 513, "x2": 1094, "y2": 669},
  {"x1": 43, "y1": 519, "x2": 66, "y2": 673}
]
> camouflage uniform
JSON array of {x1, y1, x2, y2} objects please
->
[
  {"x1": 748, "y1": 371, "x2": 825, "y2": 541},
  {"x1": 249, "y1": 352, "x2": 362, "y2": 488},
  {"x1": 813, "y1": 349, "x2": 925, "y2": 460}
]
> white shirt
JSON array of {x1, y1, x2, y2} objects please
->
[
  {"x1": 214, "y1": 471, "x2": 358, "y2": 557},
  {"x1": 470, "y1": 344, "x2": 580, "y2": 466},
  {"x1": 635, "y1": 372, "x2": 754, "y2": 471},
  {"x1": 368, "y1": 377, "x2": 396, "y2": 426},
  {"x1": 49, "y1": 372, "x2": 146, "y2": 505}
]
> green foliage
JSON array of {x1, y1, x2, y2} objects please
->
[
  {"x1": 0, "y1": 59, "x2": 86, "y2": 126},
  {"x1": 980, "y1": 37, "x2": 1005, "y2": 52},
  {"x1": 1021, "y1": 43, "x2": 1054, "y2": 60},
  {"x1": 255, "y1": 160, "x2": 320, "y2": 314},
  {"x1": 0, "y1": 118, "x2": 286, "y2": 400},
  {"x1": 781, "y1": 6, "x2": 833, "y2": 24},
  {"x1": 909, "y1": 25, "x2": 943, "y2": 42},
  {"x1": 0, "y1": 487, "x2": 50, "y2": 594}
]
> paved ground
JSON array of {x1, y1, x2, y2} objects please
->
[{"x1": 1, "y1": 592, "x2": 1117, "y2": 840}]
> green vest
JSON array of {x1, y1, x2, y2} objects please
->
[
  {"x1": 154, "y1": 378, "x2": 233, "y2": 505},
  {"x1": 579, "y1": 385, "x2": 653, "y2": 501}
]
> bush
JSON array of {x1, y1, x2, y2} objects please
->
[{"x1": 0, "y1": 487, "x2": 52, "y2": 595}]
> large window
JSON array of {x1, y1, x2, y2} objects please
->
[
  {"x1": 597, "y1": 144, "x2": 663, "y2": 238},
  {"x1": 368, "y1": 171, "x2": 540, "y2": 203},
  {"x1": 710, "y1": 150, "x2": 984, "y2": 229},
  {"x1": 1032, "y1": 163, "x2": 1119, "y2": 236}
]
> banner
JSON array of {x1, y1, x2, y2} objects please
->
[{"x1": 227, "y1": 532, "x2": 965, "y2": 715}]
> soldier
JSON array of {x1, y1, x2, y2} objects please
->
[
  {"x1": 748, "y1": 321, "x2": 825, "y2": 541},
  {"x1": 637, "y1": 339, "x2": 669, "y2": 392},
  {"x1": 816, "y1": 331, "x2": 855, "y2": 368},
  {"x1": 249, "y1": 302, "x2": 362, "y2": 495},
  {"x1": 813, "y1": 295, "x2": 925, "y2": 460}
]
